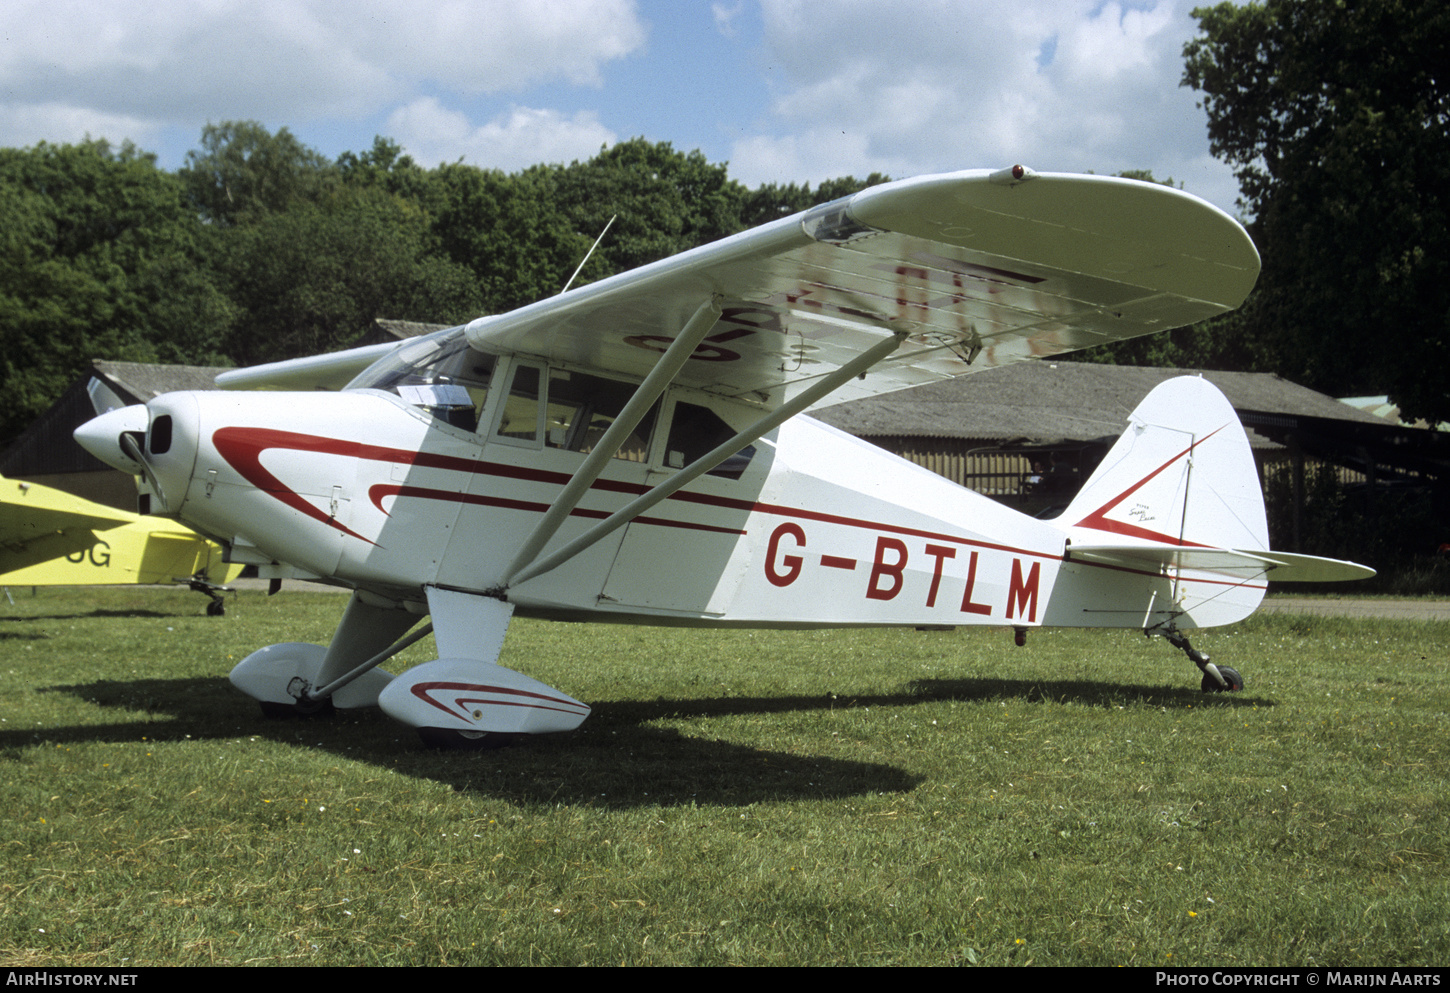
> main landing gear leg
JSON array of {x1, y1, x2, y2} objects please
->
[{"x1": 1161, "y1": 628, "x2": 1244, "y2": 693}]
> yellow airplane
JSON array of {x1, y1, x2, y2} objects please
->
[{"x1": 1, "y1": 474, "x2": 240, "y2": 613}]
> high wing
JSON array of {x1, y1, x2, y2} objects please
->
[{"x1": 217, "y1": 168, "x2": 1259, "y2": 403}]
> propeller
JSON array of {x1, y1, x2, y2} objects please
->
[{"x1": 118, "y1": 428, "x2": 168, "y2": 512}]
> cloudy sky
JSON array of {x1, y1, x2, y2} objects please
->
[{"x1": 0, "y1": 0, "x2": 1245, "y2": 215}]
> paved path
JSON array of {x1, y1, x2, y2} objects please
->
[{"x1": 1258, "y1": 596, "x2": 1450, "y2": 622}]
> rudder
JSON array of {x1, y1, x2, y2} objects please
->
[
  {"x1": 1061, "y1": 376, "x2": 1267, "y2": 553},
  {"x1": 1044, "y1": 376, "x2": 1269, "y2": 629}
]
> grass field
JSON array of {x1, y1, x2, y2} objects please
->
[{"x1": 2, "y1": 586, "x2": 1447, "y2": 966}]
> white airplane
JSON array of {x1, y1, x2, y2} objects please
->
[{"x1": 74, "y1": 167, "x2": 1373, "y2": 748}]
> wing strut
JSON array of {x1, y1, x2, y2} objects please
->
[
  {"x1": 506, "y1": 329, "x2": 908, "y2": 590},
  {"x1": 502, "y1": 295, "x2": 723, "y2": 584}
]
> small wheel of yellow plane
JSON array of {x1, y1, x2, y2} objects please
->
[
  {"x1": 74, "y1": 167, "x2": 1372, "y2": 747},
  {"x1": 1, "y1": 474, "x2": 240, "y2": 613}
]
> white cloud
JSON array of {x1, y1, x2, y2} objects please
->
[
  {"x1": 1056, "y1": 1, "x2": 1177, "y2": 83},
  {"x1": 0, "y1": 102, "x2": 166, "y2": 152},
  {"x1": 712, "y1": 2, "x2": 745, "y2": 39},
  {"x1": 729, "y1": 0, "x2": 1240, "y2": 211},
  {"x1": 388, "y1": 97, "x2": 617, "y2": 170},
  {"x1": 0, "y1": 0, "x2": 646, "y2": 148}
]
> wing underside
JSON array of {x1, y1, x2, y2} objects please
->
[
  {"x1": 216, "y1": 169, "x2": 1260, "y2": 403},
  {"x1": 461, "y1": 169, "x2": 1260, "y2": 408}
]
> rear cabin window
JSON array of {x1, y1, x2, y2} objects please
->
[{"x1": 666, "y1": 401, "x2": 755, "y2": 480}]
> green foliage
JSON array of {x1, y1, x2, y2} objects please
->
[
  {"x1": 1264, "y1": 460, "x2": 1449, "y2": 593},
  {"x1": 547, "y1": 138, "x2": 750, "y2": 278},
  {"x1": 179, "y1": 121, "x2": 331, "y2": 227},
  {"x1": 0, "y1": 140, "x2": 232, "y2": 441},
  {"x1": 213, "y1": 182, "x2": 485, "y2": 366},
  {"x1": 1182, "y1": 0, "x2": 1450, "y2": 425},
  {"x1": 427, "y1": 163, "x2": 591, "y2": 312}
]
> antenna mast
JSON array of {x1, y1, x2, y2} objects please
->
[{"x1": 560, "y1": 215, "x2": 616, "y2": 294}]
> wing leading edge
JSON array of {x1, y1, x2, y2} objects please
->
[{"x1": 462, "y1": 168, "x2": 1260, "y2": 409}]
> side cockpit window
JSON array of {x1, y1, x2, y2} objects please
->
[
  {"x1": 546, "y1": 369, "x2": 656, "y2": 462},
  {"x1": 347, "y1": 326, "x2": 494, "y2": 432},
  {"x1": 494, "y1": 364, "x2": 543, "y2": 443},
  {"x1": 492, "y1": 364, "x2": 657, "y2": 462}
]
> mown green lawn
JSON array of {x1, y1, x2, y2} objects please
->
[{"x1": 2, "y1": 587, "x2": 1446, "y2": 965}]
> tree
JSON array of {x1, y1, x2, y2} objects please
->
[
  {"x1": 0, "y1": 140, "x2": 231, "y2": 444},
  {"x1": 1182, "y1": 0, "x2": 1450, "y2": 424},
  {"x1": 548, "y1": 140, "x2": 749, "y2": 279},
  {"x1": 427, "y1": 164, "x2": 592, "y2": 313},
  {"x1": 215, "y1": 183, "x2": 484, "y2": 365},
  {"x1": 336, "y1": 136, "x2": 434, "y2": 204},
  {"x1": 179, "y1": 121, "x2": 332, "y2": 226}
]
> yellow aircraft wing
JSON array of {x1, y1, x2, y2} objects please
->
[{"x1": 1, "y1": 475, "x2": 240, "y2": 589}]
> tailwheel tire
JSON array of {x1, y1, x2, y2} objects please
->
[
  {"x1": 1201, "y1": 666, "x2": 1245, "y2": 693},
  {"x1": 417, "y1": 727, "x2": 521, "y2": 751},
  {"x1": 206, "y1": 599, "x2": 226, "y2": 617}
]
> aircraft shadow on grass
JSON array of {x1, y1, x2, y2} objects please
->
[
  {"x1": 1, "y1": 607, "x2": 184, "y2": 624},
  {"x1": 9, "y1": 672, "x2": 1265, "y2": 809},
  {"x1": 1, "y1": 608, "x2": 182, "y2": 641}
]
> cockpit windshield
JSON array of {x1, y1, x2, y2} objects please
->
[{"x1": 346, "y1": 325, "x2": 495, "y2": 432}]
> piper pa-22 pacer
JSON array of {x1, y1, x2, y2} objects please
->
[{"x1": 75, "y1": 167, "x2": 1373, "y2": 748}]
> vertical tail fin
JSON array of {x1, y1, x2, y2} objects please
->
[
  {"x1": 1044, "y1": 376, "x2": 1270, "y2": 629},
  {"x1": 1044, "y1": 376, "x2": 1371, "y2": 631},
  {"x1": 1061, "y1": 375, "x2": 1267, "y2": 554}
]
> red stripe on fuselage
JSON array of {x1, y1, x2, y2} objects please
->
[
  {"x1": 212, "y1": 426, "x2": 1060, "y2": 561},
  {"x1": 367, "y1": 484, "x2": 746, "y2": 536}
]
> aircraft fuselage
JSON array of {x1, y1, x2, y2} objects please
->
[{"x1": 130, "y1": 377, "x2": 1069, "y2": 630}]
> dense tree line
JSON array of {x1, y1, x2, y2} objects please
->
[
  {"x1": 0, "y1": 125, "x2": 882, "y2": 444},
  {"x1": 1092, "y1": 0, "x2": 1449, "y2": 428}
]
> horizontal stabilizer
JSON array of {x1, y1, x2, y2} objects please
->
[{"x1": 1068, "y1": 544, "x2": 1375, "y2": 583}]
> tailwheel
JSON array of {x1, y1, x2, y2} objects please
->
[
  {"x1": 1159, "y1": 627, "x2": 1245, "y2": 693},
  {"x1": 1201, "y1": 666, "x2": 1244, "y2": 693},
  {"x1": 185, "y1": 576, "x2": 232, "y2": 617},
  {"x1": 417, "y1": 727, "x2": 520, "y2": 751}
]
